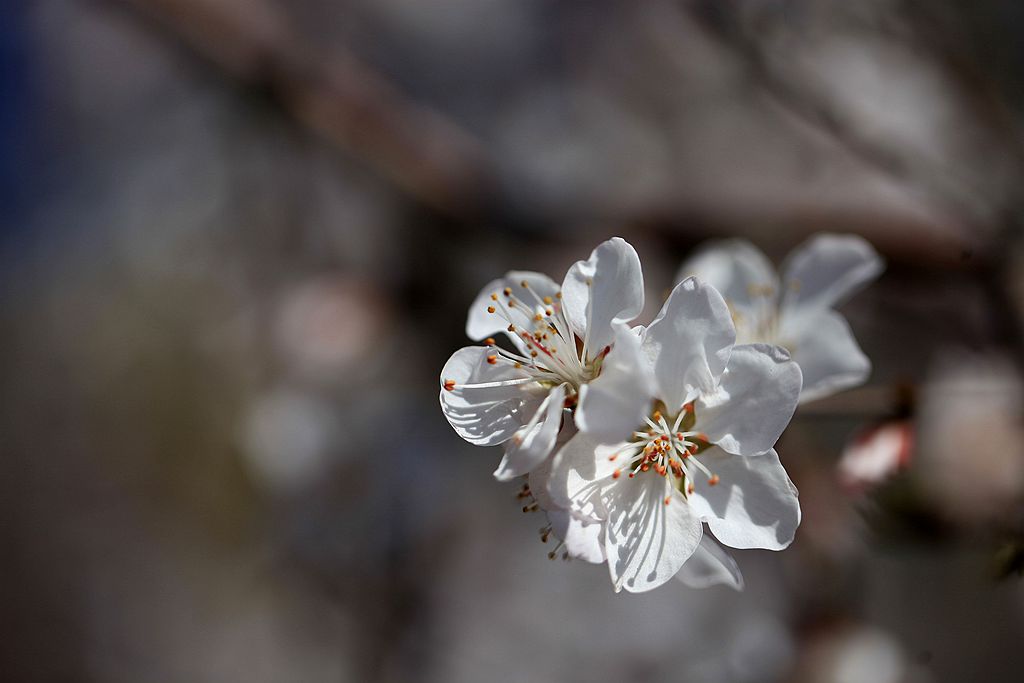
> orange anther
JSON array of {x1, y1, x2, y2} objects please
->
[
  {"x1": 628, "y1": 472, "x2": 635, "y2": 478},
  {"x1": 683, "y1": 402, "x2": 694, "y2": 413},
  {"x1": 443, "y1": 379, "x2": 456, "y2": 391},
  {"x1": 490, "y1": 293, "x2": 498, "y2": 301},
  {"x1": 542, "y1": 296, "x2": 553, "y2": 305},
  {"x1": 687, "y1": 483, "x2": 694, "y2": 494},
  {"x1": 485, "y1": 337, "x2": 496, "y2": 345},
  {"x1": 652, "y1": 410, "x2": 662, "y2": 422},
  {"x1": 503, "y1": 287, "x2": 512, "y2": 296},
  {"x1": 487, "y1": 306, "x2": 495, "y2": 314},
  {"x1": 664, "y1": 496, "x2": 671, "y2": 506},
  {"x1": 486, "y1": 355, "x2": 498, "y2": 365},
  {"x1": 612, "y1": 469, "x2": 622, "y2": 479},
  {"x1": 708, "y1": 474, "x2": 720, "y2": 486}
]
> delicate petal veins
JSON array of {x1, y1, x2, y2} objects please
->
[
  {"x1": 547, "y1": 432, "x2": 623, "y2": 519},
  {"x1": 675, "y1": 239, "x2": 779, "y2": 327},
  {"x1": 576, "y1": 323, "x2": 656, "y2": 443},
  {"x1": 642, "y1": 277, "x2": 736, "y2": 411},
  {"x1": 780, "y1": 308, "x2": 871, "y2": 403},
  {"x1": 528, "y1": 454, "x2": 606, "y2": 563},
  {"x1": 440, "y1": 346, "x2": 546, "y2": 446},
  {"x1": 494, "y1": 383, "x2": 567, "y2": 481},
  {"x1": 465, "y1": 270, "x2": 560, "y2": 346},
  {"x1": 561, "y1": 237, "x2": 644, "y2": 362},
  {"x1": 779, "y1": 233, "x2": 883, "y2": 313},
  {"x1": 605, "y1": 476, "x2": 702, "y2": 593},
  {"x1": 675, "y1": 535, "x2": 744, "y2": 590},
  {"x1": 688, "y1": 448, "x2": 800, "y2": 550},
  {"x1": 696, "y1": 344, "x2": 802, "y2": 456},
  {"x1": 546, "y1": 509, "x2": 607, "y2": 564}
]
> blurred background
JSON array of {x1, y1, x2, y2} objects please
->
[{"x1": 3, "y1": 1, "x2": 1024, "y2": 681}]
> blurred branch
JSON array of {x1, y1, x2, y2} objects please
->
[
  {"x1": 112, "y1": 0, "x2": 494, "y2": 219},
  {"x1": 684, "y1": 0, "x2": 994, "y2": 237}
]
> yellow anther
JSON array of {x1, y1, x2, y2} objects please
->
[
  {"x1": 503, "y1": 287, "x2": 512, "y2": 296},
  {"x1": 520, "y1": 280, "x2": 529, "y2": 288},
  {"x1": 490, "y1": 293, "x2": 498, "y2": 301},
  {"x1": 542, "y1": 296, "x2": 553, "y2": 305}
]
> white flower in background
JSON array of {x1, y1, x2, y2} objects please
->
[
  {"x1": 550, "y1": 278, "x2": 802, "y2": 592},
  {"x1": 916, "y1": 350, "x2": 1024, "y2": 525},
  {"x1": 677, "y1": 234, "x2": 883, "y2": 403},
  {"x1": 439, "y1": 237, "x2": 652, "y2": 483}
]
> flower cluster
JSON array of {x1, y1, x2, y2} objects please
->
[{"x1": 440, "y1": 236, "x2": 880, "y2": 593}]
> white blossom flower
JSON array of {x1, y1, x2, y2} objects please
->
[
  {"x1": 439, "y1": 238, "x2": 652, "y2": 482},
  {"x1": 549, "y1": 278, "x2": 802, "y2": 592},
  {"x1": 677, "y1": 234, "x2": 882, "y2": 403}
]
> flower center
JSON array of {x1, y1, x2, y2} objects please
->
[
  {"x1": 605, "y1": 404, "x2": 720, "y2": 501},
  {"x1": 481, "y1": 280, "x2": 603, "y2": 395}
]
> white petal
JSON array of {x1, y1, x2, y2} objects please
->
[
  {"x1": 561, "y1": 238, "x2": 644, "y2": 362},
  {"x1": 675, "y1": 535, "x2": 744, "y2": 590},
  {"x1": 528, "y1": 452, "x2": 607, "y2": 564},
  {"x1": 676, "y1": 239, "x2": 779, "y2": 332},
  {"x1": 575, "y1": 323, "x2": 656, "y2": 443},
  {"x1": 547, "y1": 432, "x2": 624, "y2": 519},
  {"x1": 779, "y1": 308, "x2": 871, "y2": 403},
  {"x1": 688, "y1": 448, "x2": 800, "y2": 550},
  {"x1": 494, "y1": 384, "x2": 566, "y2": 481},
  {"x1": 779, "y1": 233, "x2": 883, "y2": 313},
  {"x1": 605, "y1": 475, "x2": 703, "y2": 593},
  {"x1": 465, "y1": 270, "x2": 560, "y2": 349},
  {"x1": 696, "y1": 344, "x2": 802, "y2": 456},
  {"x1": 440, "y1": 346, "x2": 546, "y2": 446},
  {"x1": 641, "y1": 277, "x2": 736, "y2": 411},
  {"x1": 546, "y1": 509, "x2": 607, "y2": 564}
]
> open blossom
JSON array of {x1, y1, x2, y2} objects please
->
[
  {"x1": 677, "y1": 234, "x2": 882, "y2": 403},
  {"x1": 439, "y1": 237, "x2": 652, "y2": 486},
  {"x1": 549, "y1": 278, "x2": 803, "y2": 592}
]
